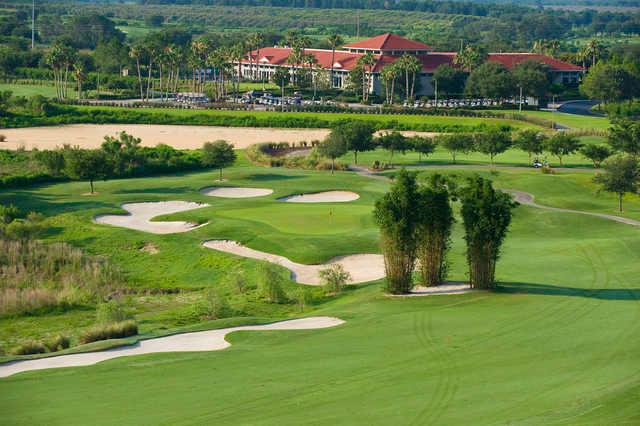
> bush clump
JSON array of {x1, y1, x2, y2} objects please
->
[
  {"x1": 79, "y1": 320, "x2": 138, "y2": 344},
  {"x1": 11, "y1": 340, "x2": 46, "y2": 355},
  {"x1": 258, "y1": 263, "x2": 288, "y2": 304},
  {"x1": 44, "y1": 334, "x2": 71, "y2": 352}
]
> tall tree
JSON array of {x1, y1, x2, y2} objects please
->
[
  {"x1": 416, "y1": 174, "x2": 454, "y2": 287},
  {"x1": 545, "y1": 133, "x2": 582, "y2": 166},
  {"x1": 607, "y1": 120, "x2": 640, "y2": 158},
  {"x1": 397, "y1": 54, "x2": 421, "y2": 100},
  {"x1": 581, "y1": 144, "x2": 612, "y2": 168},
  {"x1": 432, "y1": 64, "x2": 466, "y2": 97},
  {"x1": 380, "y1": 63, "x2": 400, "y2": 105},
  {"x1": 327, "y1": 33, "x2": 344, "y2": 90},
  {"x1": 514, "y1": 129, "x2": 547, "y2": 162},
  {"x1": 437, "y1": 133, "x2": 474, "y2": 164},
  {"x1": 357, "y1": 52, "x2": 376, "y2": 102},
  {"x1": 373, "y1": 169, "x2": 420, "y2": 294},
  {"x1": 580, "y1": 63, "x2": 636, "y2": 103},
  {"x1": 465, "y1": 62, "x2": 515, "y2": 100},
  {"x1": 474, "y1": 130, "x2": 513, "y2": 166},
  {"x1": 65, "y1": 148, "x2": 109, "y2": 194},
  {"x1": 460, "y1": 177, "x2": 517, "y2": 289},
  {"x1": 410, "y1": 136, "x2": 437, "y2": 162},
  {"x1": 594, "y1": 155, "x2": 639, "y2": 212},
  {"x1": 453, "y1": 44, "x2": 486, "y2": 71},
  {"x1": 512, "y1": 59, "x2": 550, "y2": 99},
  {"x1": 328, "y1": 121, "x2": 374, "y2": 165},
  {"x1": 318, "y1": 132, "x2": 348, "y2": 174},
  {"x1": 201, "y1": 141, "x2": 237, "y2": 181},
  {"x1": 378, "y1": 131, "x2": 410, "y2": 165},
  {"x1": 271, "y1": 67, "x2": 290, "y2": 111}
]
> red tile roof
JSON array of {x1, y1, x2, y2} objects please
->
[
  {"x1": 343, "y1": 33, "x2": 432, "y2": 51},
  {"x1": 246, "y1": 47, "x2": 369, "y2": 71},
  {"x1": 242, "y1": 37, "x2": 582, "y2": 74},
  {"x1": 487, "y1": 53, "x2": 583, "y2": 72}
]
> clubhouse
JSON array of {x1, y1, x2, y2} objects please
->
[{"x1": 237, "y1": 33, "x2": 584, "y2": 97}]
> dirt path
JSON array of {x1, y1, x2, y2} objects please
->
[
  {"x1": 0, "y1": 317, "x2": 344, "y2": 378},
  {"x1": 0, "y1": 124, "x2": 438, "y2": 151},
  {"x1": 203, "y1": 240, "x2": 385, "y2": 285}
]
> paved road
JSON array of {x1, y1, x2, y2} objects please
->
[{"x1": 557, "y1": 100, "x2": 604, "y2": 117}]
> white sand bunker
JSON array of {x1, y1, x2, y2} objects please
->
[
  {"x1": 94, "y1": 201, "x2": 208, "y2": 234},
  {"x1": 0, "y1": 317, "x2": 344, "y2": 378},
  {"x1": 278, "y1": 191, "x2": 360, "y2": 203},
  {"x1": 201, "y1": 186, "x2": 273, "y2": 198},
  {"x1": 399, "y1": 283, "x2": 473, "y2": 297},
  {"x1": 203, "y1": 240, "x2": 384, "y2": 285}
]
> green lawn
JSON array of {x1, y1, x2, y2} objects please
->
[
  {"x1": 345, "y1": 135, "x2": 606, "y2": 169},
  {"x1": 1, "y1": 161, "x2": 639, "y2": 424},
  {"x1": 0, "y1": 83, "x2": 73, "y2": 98},
  {"x1": 487, "y1": 109, "x2": 611, "y2": 130}
]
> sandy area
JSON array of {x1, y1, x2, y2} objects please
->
[
  {"x1": 94, "y1": 201, "x2": 208, "y2": 234},
  {"x1": 201, "y1": 186, "x2": 274, "y2": 198},
  {"x1": 203, "y1": 240, "x2": 384, "y2": 285},
  {"x1": 0, "y1": 316, "x2": 344, "y2": 378},
  {"x1": 0, "y1": 124, "x2": 438, "y2": 151},
  {"x1": 278, "y1": 191, "x2": 360, "y2": 203},
  {"x1": 0, "y1": 124, "x2": 330, "y2": 150},
  {"x1": 394, "y1": 283, "x2": 473, "y2": 297}
]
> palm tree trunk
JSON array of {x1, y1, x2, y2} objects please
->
[{"x1": 136, "y1": 58, "x2": 144, "y2": 100}]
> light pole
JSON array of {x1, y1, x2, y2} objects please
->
[
  {"x1": 31, "y1": 0, "x2": 35, "y2": 49},
  {"x1": 519, "y1": 85, "x2": 523, "y2": 112}
]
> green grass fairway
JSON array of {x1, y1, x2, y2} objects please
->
[
  {"x1": 487, "y1": 109, "x2": 611, "y2": 130},
  {"x1": 345, "y1": 135, "x2": 605, "y2": 169},
  {"x1": 1, "y1": 161, "x2": 639, "y2": 424},
  {"x1": 0, "y1": 83, "x2": 72, "y2": 98}
]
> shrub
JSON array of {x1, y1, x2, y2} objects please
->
[
  {"x1": 79, "y1": 320, "x2": 138, "y2": 344},
  {"x1": 96, "y1": 299, "x2": 132, "y2": 324},
  {"x1": 193, "y1": 288, "x2": 230, "y2": 320},
  {"x1": 11, "y1": 340, "x2": 45, "y2": 355},
  {"x1": 0, "y1": 134, "x2": 6, "y2": 142},
  {"x1": 44, "y1": 335, "x2": 70, "y2": 352},
  {"x1": 290, "y1": 288, "x2": 312, "y2": 312},
  {"x1": 258, "y1": 264, "x2": 288, "y2": 303},
  {"x1": 319, "y1": 264, "x2": 351, "y2": 295}
]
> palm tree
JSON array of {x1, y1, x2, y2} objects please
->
[
  {"x1": 583, "y1": 39, "x2": 602, "y2": 67},
  {"x1": 73, "y1": 60, "x2": 85, "y2": 101},
  {"x1": 357, "y1": 52, "x2": 376, "y2": 102},
  {"x1": 327, "y1": 33, "x2": 344, "y2": 90},
  {"x1": 129, "y1": 43, "x2": 145, "y2": 100},
  {"x1": 453, "y1": 44, "x2": 485, "y2": 72},
  {"x1": 397, "y1": 54, "x2": 421, "y2": 101},
  {"x1": 380, "y1": 62, "x2": 399, "y2": 104},
  {"x1": 287, "y1": 46, "x2": 303, "y2": 87}
]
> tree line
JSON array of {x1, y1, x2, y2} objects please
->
[{"x1": 21, "y1": 132, "x2": 236, "y2": 193}]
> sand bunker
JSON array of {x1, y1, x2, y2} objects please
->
[
  {"x1": 201, "y1": 186, "x2": 273, "y2": 198},
  {"x1": 1, "y1": 124, "x2": 331, "y2": 150},
  {"x1": 1, "y1": 125, "x2": 437, "y2": 151},
  {"x1": 398, "y1": 283, "x2": 473, "y2": 297},
  {"x1": 94, "y1": 201, "x2": 208, "y2": 234},
  {"x1": 278, "y1": 191, "x2": 360, "y2": 203},
  {"x1": 203, "y1": 240, "x2": 384, "y2": 285},
  {"x1": 0, "y1": 317, "x2": 344, "y2": 378}
]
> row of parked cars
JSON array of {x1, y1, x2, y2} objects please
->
[{"x1": 403, "y1": 99, "x2": 530, "y2": 108}]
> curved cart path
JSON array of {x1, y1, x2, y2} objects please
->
[
  {"x1": 350, "y1": 166, "x2": 639, "y2": 227},
  {"x1": 203, "y1": 240, "x2": 384, "y2": 285},
  {"x1": 506, "y1": 190, "x2": 640, "y2": 227},
  {"x1": 0, "y1": 317, "x2": 344, "y2": 378}
]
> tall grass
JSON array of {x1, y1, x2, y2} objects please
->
[{"x1": 0, "y1": 239, "x2": 125, "y2": 316}]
